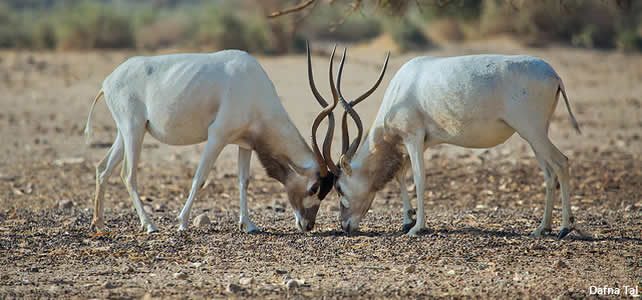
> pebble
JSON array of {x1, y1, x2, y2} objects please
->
[
  {"x1": 58, "y1": 199, "x2": 73, "y2": 210},
  {"x1": 226, "y1": 283, "x2": 242, "y2": 293},
  {"x1": 285, "y1": 279, "x2": 305, "y2": 290},
  {"x1": 143, "y1": 205, "x2": 154, "y2": 214},
  {"x1": 239, "y1": 277, "x2": 253, "y2": 285},
  {"x1": 122, "y1": 265, "x2": 134, "y2": 273},
  {"x1": 153, "y1": 203, "x2": 167, "y2": 212},
  {"x1": 446, "y1": 269, "x2": 456, "y2": 276},
  {"x1": 193, "y1": 214, "x2": 210, "y2": 227},
  {"x1": 101, "y1": 281, "x2": 116, "y2": 289},
  {"x1": 53, "y1": 157, "x2": 84, "y2": 166},
  {"x1": 285, "y1": 279, "x2": 300, "y2": 290},
  {"x1": 173, "y1": 272, "x2": 188, "y2": 280},
  {"x1": 555, "y1": 259, "x2": 568, "y2": 269},
  {"x1": 404, "y1": 265, "x2": 416, "y2": 274},
  {"x1": 274, "y1": 269, "x2": 288, "y2": 275}
]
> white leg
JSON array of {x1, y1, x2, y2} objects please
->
[
  {"x1": 396, "y1": 168, "x2": 415, "y2": 233},
  {"x1": 120, "y1": 123, "x2": 157, "y2": 233},
  {"x1": 91, "y1": 132, "x2": 124, "y2": 231},
  {"x1": 238, "y1": 147, "x2": 259, "y2": 233},
  {"x1": 177, "y1": 124, "x2": 226, "y2": 231},
  {"x1": 405, "y1": 132, "x2": 426, "y2": 237},
  {"x1": 518, "y1": 130, "x2": 578, "y2": 239},
  {"x1": 531, "y1": 156, "x2": 556, "y2": 237}
]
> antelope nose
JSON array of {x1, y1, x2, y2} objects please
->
[{"x1": 342, "y1": 221, "x2": 350, "y2": 233}]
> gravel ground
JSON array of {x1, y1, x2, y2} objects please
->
[{"x1": 0, "y1": 42, "x2": 640, "y2": 298}]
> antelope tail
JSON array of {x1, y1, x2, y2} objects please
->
[
  {"x1": 557, "y1": 82, "x2": 581, "y2": 134},
  {"x1": 84, "y1": 90, "x2": 104, "y2": 145}
]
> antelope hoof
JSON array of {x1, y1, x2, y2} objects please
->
[
  {"x1": 142, "y1": 222, "x2": 158, "y2": 234},
  {"x1": 402, "y1": 219, "x2": 416, "y2": 234},
  {"x1": 90, "y1": 219, "x2": 106, "y2": 232},
  {"x1": 406, "y1": 225, "x2": 423, "y2": 237},
  {"x1": 557, "y1": 227, "x2": 572, "y2": 240},
  {"x1": 239, "y1": 221, "x2": 259, "y2": 234},
  {"x1": 530, "y1": 226, "x2": 552, "y2": 238},
  {"x1": 177, "y1": 215, "x2": 189, "y2": 231}
]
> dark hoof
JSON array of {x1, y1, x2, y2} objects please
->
[
  {"x1": 402, "y1": 220, "x2": 416, "y2": 234},
  {"x1": 558, "y1": 228, "x2": 572, "y2": 239}
]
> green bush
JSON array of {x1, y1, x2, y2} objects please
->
[
  {"x1": 479, "y1": 0, "x2": 636, "y2": 49},
  {"x1": 55, "y1": 3, "x2": 134, "y2": 49},
  {"x1": 384, "y1": 18, "x2": 431, "y2": 52},
  {"x1": 0, "y1": 3, "x2": 32, "y2": 48},
  {"x1": 193, "y1": 5, "x2": 270, "y2": 52},
  {"x1": 303, "y1": 5, "x2": 382, "y2": 42},
  {"x1": 135, "y1": 14, "x2": 191, "y2": 50},
  {"x1": 616, "y1": 30, "x2": 642, "y2": 52}
]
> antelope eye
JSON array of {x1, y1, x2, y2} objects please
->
[{"x1": 308, "y1": 183, "x2": 319, "y2": 195}]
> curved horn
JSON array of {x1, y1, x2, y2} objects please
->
[
  {"x1": 322, "y1": 45, "x2": 341, "y2": 175},
  {"x1": 308, "y1": 42, "x2": 331, "y2": 177},
  {"x1": 336, "y1": 48, "x2": 350, "y2": 155},
  {"x1": 308, "y1": 42, "x2": 340, "y2": 176},
  {"x1": 337, "y1": 52, "x2": 390, "y2": 160},
  {"x1": 340, "y1": 111, "x2": 350, "y2": 154}
]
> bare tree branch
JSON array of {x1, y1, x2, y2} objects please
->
[
  {"x1": 268, "y1": 0, "x2": 317, "y2": 18},
  {"x1": 329, "y1": 0, "x2": 362, "y2": 32}
]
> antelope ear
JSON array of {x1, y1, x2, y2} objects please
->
[
  {"x1": 317, "y1": 172, "x2": 335, "y2": 200},
  {"x1": 340, "y1": 155, "x2": 352, "y2": 176}
]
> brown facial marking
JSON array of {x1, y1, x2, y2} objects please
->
[
  {"x1": 365, "y1": 130, "x2": 405, "y2": 192},
  {"x1": 252, "y1": 137, "x2": 294, "y2": 185}
]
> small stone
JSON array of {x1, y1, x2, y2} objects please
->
[
  {"x1": 102, "y1": 281, "x2": 116, "y2": 289},
  {"x1": 143, "y1": 205, "x2": 154, "y2": 214},
  {"x1": 190, "y1": 262, "x2": 203, "y2": 268},
  {"x1": 274, "y1": 269, "x2": 288, "y2": 275},
  {"x1": 153, "y1": 203, "x2": 167, "y2": 212},
  {"x1": 239, "y1": 277, "x2": 254, "y2": 285},
  {"x1": 173, "y1": 272, "x2": 188, "y2": 280},
  {"x1": 221, "y1": 193, "x2": 231, "y2": 199},
  {"x1": 226, "y1": 283, "x2": 242, "y2": 293},
  {"x1": 285, "y1": 279, "x2": 299, "y2": 290},
  {"x1": 404, "y1": 265, "x2": 416, "y2": 274},
  {"x1": 193, "y1": 214, "x2": 211, "y2": 227},
  {"x1": 121, "y1": 265, "x2": 134, "y2": 273},
  {"x1": 58, "y1": 200, "x2": 73, "y2": 210},
  {"x1": 446, "y1": 269, "x2": 456, "y2": 276},
  {"x1": 53, "y1": 157, "x2": 84, "y2": 166},
  {"x1": 555, "y1": 259, "x2": 568, "y2": 269}
]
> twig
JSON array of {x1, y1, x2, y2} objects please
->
[
  {"x1": 329, "y1": 0, "x2": 362, "y2": 32},
  {"x1": 268, "y1": 0, "x2": 317, "y2": 18}
]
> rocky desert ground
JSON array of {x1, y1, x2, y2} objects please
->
[{"x1": 0, "y1": 40, "x2": 640, "y2": 298}]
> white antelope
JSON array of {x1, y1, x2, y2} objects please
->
[
  {"x1": 84, "y1": 49, "x2": 337, "y2": 233},
  {"x1": 326, "y1": 53, "x2": 583, "y2": 238}
]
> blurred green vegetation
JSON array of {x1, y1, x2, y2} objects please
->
[{"x1": 0, "y1": 0, "x2": 640, "y2": 52}]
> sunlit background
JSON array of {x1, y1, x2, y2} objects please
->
[{"x1": 1, "y1": 0, "x2": 641, "y2": 53}]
